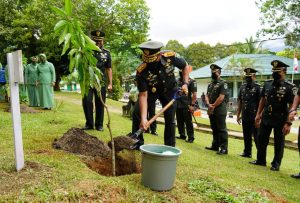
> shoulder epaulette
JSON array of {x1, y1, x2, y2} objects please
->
[
  {"x1": 254, "y1": 82, "x2": 261, "y2": 86},
  {"x1": 284, "y1": 80, "x2": 295, "y2": 86},
  {"x1": 136, "y1": 63, "x2": 147, "y2": 73},
  {"x1": 162, "y1": 51, "x2": 176, "y2": 57},
  {"x1": 103, "y1": 48, "x2": 110, "y2": 52}
]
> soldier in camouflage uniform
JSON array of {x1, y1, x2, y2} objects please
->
[
  {"x1": 250, "y1": 60, "x2": 296, "y2": 171},
  {"x1": 205, "y1": 64, "x2": 229, "y2": 155}
]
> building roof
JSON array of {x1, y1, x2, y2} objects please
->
[{"x1": 189, "y1": 54, "x2": 300, "y2": 79}]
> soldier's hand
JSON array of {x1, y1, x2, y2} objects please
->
[
  {"x1": 107, "y1": 84, "x2": 113, "y2": 93},
  {"x1": 289, "y1": 111, "x2": 297, "y2": 121},
  {"x1": 181, "y1": 84, "x2": 188, "y2": 95},
  {"x1": 140, "y1": 119, "x2": 149, "y2": 131},
  {"x1": 254, "y1": 115, "x2": 261, "y2": 128},
  {"x1": 282, "y1": 123, "x2": 291, "y2": 136},
  {"x1": 188, "y1": 105, "x2": 195, "y2": 113},
  {"x1": 237, "y1": 115, "x2": 241, "y2": 125}
]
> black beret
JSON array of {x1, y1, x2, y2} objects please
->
[
  {"x1": 210, "y1": 64, "x2": 222, "y2": 72},
  {"x1": 91, "y1": 30, "x2": 105, "y2": 41},
  {"x1": 244, "y1": 68, "x2": 257, "y2": 76},
  {"x1": 271, "y1": 60, "x2": 289, "y2": 72}
]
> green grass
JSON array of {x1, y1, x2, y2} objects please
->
[{"x1": 0, "y1": 92, "x2": 300, "y2": 202}]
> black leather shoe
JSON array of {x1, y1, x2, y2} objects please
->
[
  {"x1": 186, "y1": 139, "x2": 194, "y2": 143},
  {"x1": 217, "y1": 149, "x2": 228, "y2": 155},
  {"x1": 151, "y1": 131, "x2": 158, "y2": 136},
  {"x1": 95, "y1": 126, "x2": 104, "y2": 131},
  {"x1": 81, "y1": 126, "x2": 93, "y2": 130},
  {"x1": 249, "y1": 160, "x2": 266, "y2": 166},
  {"x1": 176, "y1": 135, "x2": 186, "y2": 140},
  {"x1": 145, "y1": 129, "x2": 150, "y2": 133},
  {"x1": 270, "y1": 166, "x2": 280, "y2": 171},
  {"x1": 239, "y1": 153, "x2": 252, "y2": 158},
  {"x1": 291, "y1": 173, "x2": 300, "y2": 179},
  {"x1": 205, "y1": 146, "x2": 219, "y2": 151}
]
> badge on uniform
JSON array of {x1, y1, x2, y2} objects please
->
[
  {"x1": 224, "y1": 83, "x2": 228, "y2": 89},
  {"x1": 151, "y1": 87, "x2": 156, "y2": 93}
]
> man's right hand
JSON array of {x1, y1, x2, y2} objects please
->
[
  {"x1": 237, "y1": 115, "x2": 241, "y2": 125},
  {"x1": 255, "y1": 115, "x2": 261, "y2": 128},
  {"x1": 140, "y1": 119, "x2": 149, "y2": 131},
  {"x1": 289, "y1": 111, "x2": 297, "y2": 121}
]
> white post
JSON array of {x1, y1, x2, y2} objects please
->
[{"x1": 7, "y1": 50, "x2": 25, "y2": 171}]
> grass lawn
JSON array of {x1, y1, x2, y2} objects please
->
[{"x1": 0, "y1": 91, "x2": 300, "y2": 202}]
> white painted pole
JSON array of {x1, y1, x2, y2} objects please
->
[{"x1": 7, "y1": 50, "x2": 25, "y2": 171}]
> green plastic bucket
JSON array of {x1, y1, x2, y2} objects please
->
[{"x1": 140, "y1": 144, "x2": 182, "y2": 191}]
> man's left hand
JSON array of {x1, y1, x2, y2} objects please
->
[
  {"x1": 188, "y1": 105, "x2": 195, "y2": 113},
  {"x1": 282, "y1": 123, "x2": 291, "y2": 136},
  {"x1": 181, "y1": 84, "x2": 188, "y2": 95},
  {"x1": 107, "y1": 84, "x2": 112, "y2": 92}
]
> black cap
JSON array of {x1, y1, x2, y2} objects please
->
[
  {"x1": 210, "y1": 64, "x2": 222, "y2": 72},
  {"x1": 244, "y1": 68, "x2": 257, "y2": 76},
  {"x1": 271, "y1": 60, "x2": 289, "y2": 72},
  {"x1": 91, "y1": 30, "x2": 105, "y2": 41}
]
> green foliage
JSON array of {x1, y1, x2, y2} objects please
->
[
  {"x1": 164, "y1": 40, "x2": 186, "y2": 57},
  {"x1": 185, "y1": 42, "x2": 216, "y2": 68},
  {"x1": 108, "y1": 72, "x2": 124, "y2": 101},
  {"x1": 52, "y1": 0, "x2": 101, "y2": 97},
  {"x1": 256, "y1": 0, "x2": 300, "y2": 47},
  {"x1": 277, "y1": 48, "x2": 300, "y2": 59},
  {"x1": 225, "y1": 57, "x2": 256, "y2": 80}
]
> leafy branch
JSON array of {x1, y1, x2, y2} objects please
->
[{"x1": 52, "y1": 0, "x2": 116, "y2": 176}]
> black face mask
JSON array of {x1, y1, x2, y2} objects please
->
[
  {"x1": 272, "y1": 72, "x2": 281, "y2": 81},
  {"x1": 245, "y1": 77, "x2": 252, "y2": 84},
  {"x1": 211, "y1": 73, "x2": 218, "y2": 80}
]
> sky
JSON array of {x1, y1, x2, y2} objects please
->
[{"x1": 144, "y1": 0, "x2": 285, "y2": 51}]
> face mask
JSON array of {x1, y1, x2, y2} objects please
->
[
  {"x1": 211, "y1": 73, "x2": 218, "y2": 80},
  {"x1": 245, "y1": 77, "x2": 252, "y2": 84},
  {"x1": 272, "y1": 72, "x2": 281, "y2": 81}
]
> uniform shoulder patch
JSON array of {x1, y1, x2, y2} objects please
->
[
  {"x1": 137, "y1": 63, "x2": 147, "y2": 73},
  {"x1": 255, "y1": 82, "x2": 261, "y2": 87},
  {"x1": 284, "y1": 80, "x2": 295, "y2": 87},
  {"x1": 162, "y1": 51, "x2": 176, "y2": 57},
  {"x1": 103, "y1": 48, "x2": 110, "y2": 52}
]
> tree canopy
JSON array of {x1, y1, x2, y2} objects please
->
[{"x1": 256, "y1": 0, "x2": 300, "y2": 47}]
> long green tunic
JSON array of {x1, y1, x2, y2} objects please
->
[
  {"x1": 37, "y1": 61, "x2": 56, "y2": 108},
  {"x1": 19, "y1": 65, "x2": 28, "y2": 102},
  {"x1": 25, "y1": 63, "x2": 39, "y2": 106}
]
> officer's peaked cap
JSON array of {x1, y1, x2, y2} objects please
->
[
  {"x1": 91, "y1": 30, "x2": 105, "y2": 41},
  {"x1": 271, "y1": 60, "x2": 289, "y2": 72},
  {"x1": 138, "y1": 41, "x2": 164, "y2": 50},
  {"x1": 244, "y1": 68, "x2": 257, "y2": 76},
  {"x1": 210, "y1": 64, "x2": 222, "y2": 72}
]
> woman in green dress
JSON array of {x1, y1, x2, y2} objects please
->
[
  {"x1": 37, "y1": 54, "x2": 56, "y2": 109},
  {"x1": 25, "y1": 56, "x2": 39, "y2": 107}
]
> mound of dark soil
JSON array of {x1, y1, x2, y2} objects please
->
[
  {"x1": 108, "y1": 135, "x2": 137, "y2": 152},
  {"x1": 52, "y1": 127, "x2": 111, "y2": 157},
  {"x1": 5, "y1": 104, "x2": 41, "y2": 113}
]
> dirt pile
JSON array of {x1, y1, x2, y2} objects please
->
[
  {"x1": 108, "y1": 135, "x2": 137, "y2": 152},
  {"x1": 52, "y1": 128, "x2": 111, "y2": 157},
  {"x1": 53, "y1": 128, "x2": 141, "y2": 176}
]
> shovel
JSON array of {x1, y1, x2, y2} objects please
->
[
  {"x1": 192, "y1": 113, "x2": 201, "y2": 127},
  {"x1": 129, "y1": 90, "x2": 182, "y2": 149}
]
